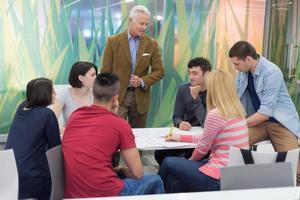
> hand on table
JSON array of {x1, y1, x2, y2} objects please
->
[
  {"x1": 179, "y1": 121, "x2": 192, "y2": 130},
  {"x1": 165, "y1": 134, "x2": 181, "y2": 142}
]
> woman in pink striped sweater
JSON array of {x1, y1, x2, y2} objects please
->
[{"x1": 158, "y1": 70, "x2": 249, "y2": 192}]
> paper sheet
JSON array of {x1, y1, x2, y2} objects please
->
[{"x1": 133, "y1": 127, "x2": 202, "y2": 150}]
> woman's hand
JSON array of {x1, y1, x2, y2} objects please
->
[{"x1": 165, "y1": 134, "x2": 181, "y2": 142}]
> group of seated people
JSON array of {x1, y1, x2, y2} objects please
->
[{"x1": 4, "y1": 41, "x2": 300, "y2": 199}]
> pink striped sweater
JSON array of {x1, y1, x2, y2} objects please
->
[{"x1": 180, "y1": 108, "x2": 249, "y2": 179}]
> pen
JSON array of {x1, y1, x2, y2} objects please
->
[{"x1": 167, "y1": 126, "x2": 174, "y2": 138}]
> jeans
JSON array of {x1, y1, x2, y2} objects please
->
[
  {"x1": 158, "y1": 157, "x2": 220, "y2": 193},
  {"x1": 119, "y1": 174, "x2": 165, "y2": 195}
]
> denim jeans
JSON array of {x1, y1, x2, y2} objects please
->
[
  {"x1": 158, "y1": 157, "x2": 220, "y2": 193},
  {"x1": 119, "y1": 174, "x2": 165, "y2": 195}
]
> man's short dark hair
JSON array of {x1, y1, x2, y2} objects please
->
[
  {"x1": 229, "y1": 41, "x2": 259, "y2": 60},
  {"x1": 26, "y1": 78, "x2": 53, "y2": 108},
  {"x1": 93, "y1": 73, "x2": 120, "y2": 102},
  {"x1": 69, "y1": 61, "x2": 98, "y2": 88},
  {"x1": 187, "y1": 57, "x2": 212, "y2": 73}
]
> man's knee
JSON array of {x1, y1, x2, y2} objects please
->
[
  {"x1": 142, "y1": 174, "x2": 165, "y2": 193},
  {"x1": 248, "y1": 126, "x2": 268, "y2": 146},
  {"x1": 145, "y1": 174, "x2": 163, "y2": 185}
]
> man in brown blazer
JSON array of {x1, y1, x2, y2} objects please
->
[{"x1": 101, "y1": 5, "x2": 165, "y2": 128}]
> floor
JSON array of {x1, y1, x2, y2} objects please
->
[
  {"x1": 120, "y1": 150, "x2": 159, "y2": 173},
  {"x1": 141, "y1": 151, "x2": 159, "y2": 173}
]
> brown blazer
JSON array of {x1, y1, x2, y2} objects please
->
[{"x1": 101, "y1": 31, "x2": 165, "y2": 113}]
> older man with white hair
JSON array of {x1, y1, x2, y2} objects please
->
[{"x1": 101, "y1": 5, "x2": 165, "y2": 128}]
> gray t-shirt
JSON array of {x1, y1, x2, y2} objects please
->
[{"x1": 56, "y1": 87, "x2": 93, "y2": 124}]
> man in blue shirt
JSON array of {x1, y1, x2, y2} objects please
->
[{"x1": 229, "y1": 41, "x2": 300, "y2": 185}]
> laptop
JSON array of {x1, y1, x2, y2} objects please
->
[{"x1": 221, "y1": 162, "x2": 294, "y2": 190}]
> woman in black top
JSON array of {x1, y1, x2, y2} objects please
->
[{"x1": 5, "y1": 78, "x2": 61, "y2": 199}]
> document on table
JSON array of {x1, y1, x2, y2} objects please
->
[
  {"x1": 135, "y1": 137, "x2": 197, "y2": 150},
  {"x1": 135, "y1": 137, "x2": 164, "y2": 149},
  {"x1": 133, "y1": 126, "x2": 203, "y2": 138},
  {"x1": 133, "y1": 126, "x2": 202, "y2": 150},
  {"x1": 173, "y1": 126, "x2": 203, "y2": 136}
]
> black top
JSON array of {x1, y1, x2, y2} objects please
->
[
  {"x1": 172, "y1": 83, "x2": 207, "y2": 127},
  {"x1": 247, "y1": 72, "x2": 278, "y2": 123},
  {"x1": 247, "y1": 72, "x2": 260, "y2": 112},
  {"x1": 5, "y1": 102, "x2": 61, "y2": 198}
]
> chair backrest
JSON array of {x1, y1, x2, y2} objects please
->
[
  {"x1": 46, "y1": 145, "x2": 64, "y2": 200},
  {"x1": 221, "y1": 162, "x2": 294, "y2": 190},
  {"x1": 227, "y1": 146, "x2": 299, "y2": 185},
  {"x1": 0, "y1": 149, "x2": 19, "y2": 199},
  {"x1": 221, "y1": 147, "x2": 299, "y2": 190}
]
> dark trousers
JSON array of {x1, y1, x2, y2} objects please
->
[
  {"x1": 118, "y1": 90, "x2": 147, "y2": 128},
  {"x1": 158, "y1": 157, "x2": 220, "y2": 193},
  {"x1": 19, "y1": 176, "x2": 51, "y2": 199},
  {"x1": 154, "y1": 148, "x2": 194, "y2": 166}
]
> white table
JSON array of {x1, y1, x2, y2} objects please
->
[
  {"x1": 133, "y1": 127, "x2": 203, "y2": 150},
  {"x1": 68, "y1": 186, "x2": 300, "y2": 200}
]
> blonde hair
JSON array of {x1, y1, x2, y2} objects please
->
[{"x1": 206, "y1": 70, "x2": 245, "y2": 119}]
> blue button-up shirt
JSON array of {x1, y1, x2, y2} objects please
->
[
  {"x1": 236, "y1": 56, "x2": 300, "y2": 137},
  {"x1": 127, "y1": 32, "x2": 144, "y2": 87},
  {"x1": 127, "y1": 32, "x2": 140, "y2": 73}
]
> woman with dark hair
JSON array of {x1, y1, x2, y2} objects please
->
[
  {"x1": 5, "y1": 77, "x2": 61, "y2": 199},
  {"x1": 52, "y1": 61, "x2": 97, "y2": 128}
]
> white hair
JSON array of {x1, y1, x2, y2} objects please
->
[{"x1": 129, "y1": 5, "x2": 151, "y2": 18}]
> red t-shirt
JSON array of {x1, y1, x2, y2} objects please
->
[{"x1": 62, "y1": 105, "x2": 136, "y2": 198}]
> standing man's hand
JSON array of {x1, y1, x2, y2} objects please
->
[
  {"x1": 179, "y1": 121, "x2": 192, "y2": 130},
  {"x1": 112, "y1": 99, "x2": 119, "y2": 114},
  {"x1": 130, "y1": 75, "x2": 142, "y2": 87},
  {"x1": 190, "y1": 85, "x2": 201, "y2": 100}
]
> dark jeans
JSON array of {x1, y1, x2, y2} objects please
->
[
  {"x1": 19, "y1": 176, "x2": 51, "y2": 199},
  {"x1": 158, "y1": 157, "x2": 220, "y2": 193},
  {"x1": 154, "y1": 148, "x2": 194, "y2": 165}
]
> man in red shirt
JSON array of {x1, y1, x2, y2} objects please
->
[{"x1": 62, "y1": 72, "x2": 164, "y2": 198}]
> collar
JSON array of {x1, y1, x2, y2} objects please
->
[
  {"x1": 252, "y1": 55, "x2": 264, "y2": 76},
  {"x1": 127, "y1": 31, "x2": 140, "y2": 41}
]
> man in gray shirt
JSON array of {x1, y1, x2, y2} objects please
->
[{"x1": 154, "y1": 57, "x2": 212, "y2": 165}]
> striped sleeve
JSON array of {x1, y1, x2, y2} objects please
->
[
  {"x1": 180, "y1": 135, "x2": 194, "y2": 143},
  {"x1": 191, "y1": 109, "x2": 227, "y2": 160}
]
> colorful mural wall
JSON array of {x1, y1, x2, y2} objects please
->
[{"x1": 0, "y1": 0, "x2": 265, "y2": 133}]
